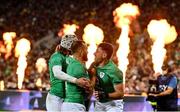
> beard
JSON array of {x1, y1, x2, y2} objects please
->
[{"x1": 94, "y1": 57, "x2": 103, "y2": 65}]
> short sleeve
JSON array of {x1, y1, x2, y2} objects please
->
[
  {"x1": 67, "y1": 63, "x2": 85, "y2": 78},
  {"x1": 109, "y1": 68, "x2": 123, "y2": 85},
  {"x1": 168, "y1": 76, "x2": 178, "y2": 89},
  {"x1": 50, "y1": 55, "x2": 64, "y2": 66}
]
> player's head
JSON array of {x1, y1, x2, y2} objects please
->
[
  {"x1": 162, "y1": 64, "x2": 172, "y2": 74},
  {"x1": 60, "y1": 34, "x2": 78, "y2": 50},
  {"x1": 71, "y1": 40, "x2": 88, "y2": 61},
  {"x1": 94, "y1": 42, "x2": 114, "y2": 64},
  {"x1": 58, "y1": 34, "x2": 78, "y2": 55}
]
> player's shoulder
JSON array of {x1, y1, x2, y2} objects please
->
[
  {"x1": 170, "y1": 74, "x2": 178, "y2": 81},
  {"x1": 51, "y1": 52, "x2": 64, "y2": 58},
  {"x1": 166, "y1": 73, "x2": 177, "y2": 80},
  {"x1": 49, "y1": 52, "x2": 65, "y2": 63},
  {"x1": 67, "y1": 59, "x2": 86, "y2": 74},
  {"x1": 68, "y1": 58, "x2": 83, "y2": 68},
  {"x1": 109, "y1": 61, "x2": 122, "y2": 74}
]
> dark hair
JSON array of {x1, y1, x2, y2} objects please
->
[
  {"x1": 71, "y1": 40, "x2": 86, "y2": 54},
  {"x1": 98, "y1": 42, "x2": 114, "y2": 60},
  {"x1": 56, "y1": 45, "x2": 70, "y2": 55},
  {"x1": 162, "y1": 64, "x2": 172, "y2": 72}
]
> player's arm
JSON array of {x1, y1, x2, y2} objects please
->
[
  {"x1": 95, "y1": 83, "x2": 124, "y2": 100},
  {"x1": 150, "y1": 76, "x2": 177, "y2": 97},
  {"x1": 107, "y1": 69, "x2": 124, "y2": 99},
  {"x1": 150, "y1": 87, "x2": 174, "y2": 97},
  {"x1": 88, "y1": 67, "x2": 96, "y2": 88},
  {"x1": 156, "y1": 87, "x2": 173, "y2": 97},
  {"x1": 108, "y1": 83, "x2": 124, "y2": 99},
  {"x1": 88, "y1": 62, "x2": 99, "y2": 88},
  {"x1": 53, "y1": 65, "x2": 88, "y2": 87}
]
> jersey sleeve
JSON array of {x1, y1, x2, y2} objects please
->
[
  {"x1": 67, "y1": 63, "x2": 85, "y2": 78},
  {"x1": 168, "y1": 76, "x2": 177, "y2": 89},
  {"x1": 108, "y1": 68, "x2": 123, "y2": 85},
  {"x1": 50, "y1": 55, "x2": 64, "y2": 66}
]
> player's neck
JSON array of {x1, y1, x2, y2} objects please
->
[
  {"x1": 99, "y1": 59, "x2": 109, "y2": 67},
  {"x1": 73, "y1": 55, "x2": 85, "y2": 65}
]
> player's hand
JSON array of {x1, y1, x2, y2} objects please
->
[
  {"x1": 88, "y1": 62, "x2": 97, "y2": 75},
  {"x1": 149, "y1": 93, "x2": 158, "y2": 97},
  {"x1": 85, "y1": 86, "x2": 93, "y2": 99},
  {"x1": 85, "y1": 83, "x2": 93, "y2": 97},
  {"x1": 88, "y1": 67, "x2": 96, "y2": 75},
  {"x1": 94, "y1": 90, "x2": 109, "y2": 101},
  {"x1": 94, "y1": 91, "x2": 99, "y2": 100},
  {"x1": 76, "y1": 77, "x2": 90, "y2": 88}
]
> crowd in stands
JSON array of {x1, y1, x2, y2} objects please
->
[{"x1": 0, "y1": 0, "x2": 179, "y2": 94}]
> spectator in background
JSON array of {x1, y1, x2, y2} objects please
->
[{"x1": 149, "y1": 64, "x2": 178, "y2": 111}]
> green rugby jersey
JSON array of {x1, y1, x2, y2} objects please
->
[
  {"x1": 96, "y1": 60, "x2": 123, "y2": 102},
  {"x1": 49, "y1": 52, "x2": 67, "y2": 98},
  {"x1": 64, "y1": 58, "x2": 89, "y2": 105}
]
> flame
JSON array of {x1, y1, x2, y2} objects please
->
[
  {"x1": 3, "y1": 32, "x2": 16, "y2": 59},
  {"x1": 113, "y1": 3, "x2": 140, "y2": 77},
  {"x1": 0, "y1": 81, "x2": 4, "y2": 90},
  {"x1": 15, "y1": 38, "x2": 31, "y2": 89},
  {"x1": 0, "y1": 42, "x2": 6, "y2": 56},
  {"x1": 58, "y1": 24, "x2": 79, "y2": 37},
  {"x1": 113, "y1": 3, "x2": 140, "y2": 28},
  {"x1": 116, "y1": 26, "x2": 130, "y2": 75},
  {"x1": 83, "y1": 24, "x2": 104, "y2": 67},
  {"x1": 36, "y1": 78, "x2": 42, "y2": 88},
  {"x1": 147, "y1": 19, "x2": 177, "y2": 73},
  {"x1": 35, "y1": 58, "x2": 47, "y2": 73}
]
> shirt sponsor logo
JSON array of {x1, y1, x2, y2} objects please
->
[
  {"x1": 159, "y1": 85, "x2": 168, "y2": 92},
  {"x1": 100, "y1": 72, "x2": 105, "y2": 78},
  {"x1": 150, "y1": 85, "x2": 157, "y2": 92}
]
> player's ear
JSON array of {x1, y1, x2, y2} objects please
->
[
  {"x1": 79, "y1": 48, "x2": 84, "y2": 57},
  {"x1": 102, "y1": 52, "x2": 107, "y2": 58}
]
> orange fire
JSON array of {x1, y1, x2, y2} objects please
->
[
  {"x1": 113, "y1": 3, "x2": 140, "y2": 28},
  {"x1": 82, "y1": 24, "x2": 104, "y2": 67},
  {"x1": 0, "y1": 81, "x2": 4, "y2": 90},
  {"x1": 0, "y1": 41, "x2": 6, "y2": 57},
  {"x1": 3, "y1": 32, "x2": 16, "y2": 59},
  {"x1": 35, "y1": 58, "x2": 47, "y2": 73},
  {"x1": 113, "y1": 3, "x2": 140, "y2": 80},
  {"x1": 36, "y1": 78, "x2": 42, "y2": 88},
  {"x1": 58, "y1": 24, "x2": 79, "y2": 37},
  {"x1": 147, "y1": 19, "x2": 177, "y2": 73},
  {"x1": 15, "y1": 38, "x2": 31, "y2": 89}
]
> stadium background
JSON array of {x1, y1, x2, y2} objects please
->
[{"x1": 0, "y1": 0, "x2": 179, "y2": 111}]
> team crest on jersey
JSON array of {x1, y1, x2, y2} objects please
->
[{"x1": 99, "y1": 72, "x2": 105, "y2": 78}]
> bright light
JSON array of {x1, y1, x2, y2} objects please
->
[
  {"x1": 113, "y1": 3, "x2": 140, "y2": 79},
  {"x1": 3, "y1": 32, "x2": 16, "y2": 59},
  {"x1": 15, "y1": 38, "x2": 31, "y2": 89},
  {"x1": 147, "y1": 19, "x2": 177, "y2": 73},
  {"x1": 58, "y1": 24, "x2": 79, "y2": 37},
  {"x1": 83, "y1": 24, "x2": 104, "y2": 68},
  {"x1": 35, "y1": 58, "x2": 47, "y2": 73}
]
